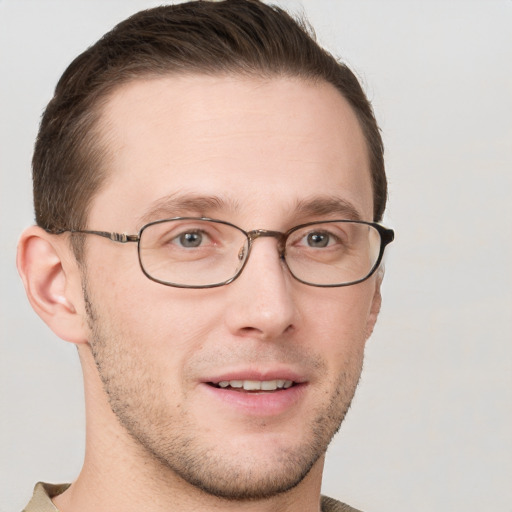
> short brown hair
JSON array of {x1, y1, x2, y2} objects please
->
[{"x1": 33, "y1": 0, "x2": 387, "y2": 243}]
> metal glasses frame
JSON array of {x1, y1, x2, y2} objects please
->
[{"x1": 49, "y1": 217, "x2": 395, "y2": 288}]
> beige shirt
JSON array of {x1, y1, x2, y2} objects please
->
[{"x1": 23, "y1": 482, "x2": 363, "y2": 512}]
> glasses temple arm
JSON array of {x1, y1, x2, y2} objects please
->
[{"x1": 45, "y1": 228, "x2": 139, "y2": 243}]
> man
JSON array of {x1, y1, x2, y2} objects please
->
[{"x1": 17, "y1": 1, "x2": 393, "y2": 511}]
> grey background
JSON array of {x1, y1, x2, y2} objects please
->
[{"x1": 1, "y1": 1, "x2": 511, "y2": 511}]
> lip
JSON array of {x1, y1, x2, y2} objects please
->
[
  {"x1": 199, "y1": 367, "x2": 308, "y2": 416},
  {"x1": 202, "y1": 367, "x2": 306, "y2": 384}
]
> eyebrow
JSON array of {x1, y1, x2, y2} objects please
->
[
  {"x1": 293, "y1": 196, "x2": 363, "y2": 221},
  {"x1": 137, "y1": 193, "x2": 241, "y2": 227},
  {"x1": 137, "y1": 193, "x2": 363, "y2": 228}
]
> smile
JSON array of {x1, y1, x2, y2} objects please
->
[
  {"x1": 210, "y1": 379, "x2": 295, "y2": 391},
  {"x1": 201, "y1": 375, "x2": 307, "y2": 415}
]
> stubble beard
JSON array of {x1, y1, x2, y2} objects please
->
[{"x1": 83, "y1": 283, "x2": 363, "y2": 502}]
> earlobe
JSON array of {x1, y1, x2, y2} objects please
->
[{"x1": 17, "y1": 226, "x2": 88, "y2": 344}]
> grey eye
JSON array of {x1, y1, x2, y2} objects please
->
[
  {"x1": 178, "y1": 232, "x2": 203, "y2": 247},
  {"x1": 306, "y1": 232, "x2": 330, "y2": 248}
]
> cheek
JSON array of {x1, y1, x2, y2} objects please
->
[
  {"x1": 90, "y1": 278, "x2": 224, "y2": 379},
  {"x1": 301, "y1": 282, "x2": 375, "y2": 361},
  {"x1": 309, "y1": 281, "x2": 374, "y2": 328}
]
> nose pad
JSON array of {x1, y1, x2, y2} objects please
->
[
  {"x1": 277, "y1": 240, "x2": 286, "y2": 262},
  {"x1": 235, "y1": 235, "x2": 287, "y2": 281},
  {"x1": 243, "y1": 229, "x2": 287, "y2": 265}
]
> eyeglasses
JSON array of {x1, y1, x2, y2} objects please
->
[{"x1": 51, "y1": 217, "x2": 394, "y2": 288}]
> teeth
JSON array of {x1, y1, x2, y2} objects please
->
[
  {"x1": 243, "y1": 380, "x2": 261, "y2": 390},
  {"x1": 261, "y1": 381, "x2": 277, "y2": 391},
  {"x1": 215, "y1": 379, "x2": 294, "y2": 390}
]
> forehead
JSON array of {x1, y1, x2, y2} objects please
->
[{"x1": 91, "y1": 74, "x2": 373, "y2": 229}]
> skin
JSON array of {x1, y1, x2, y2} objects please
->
[{"x1": 18, "y1": 74, "x2": 382, "y2": 512}]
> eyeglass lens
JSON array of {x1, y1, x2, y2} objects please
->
[{"x1": 138, "y1": 219, "x2": 383, "y2": 288}]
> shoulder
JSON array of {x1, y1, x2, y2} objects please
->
[
  {"x1": 321, "y1": 495, "x2": 364, "y2": 512},
  {"x1": 22, "y1": 482, "x2": 70, "y2": 512}
]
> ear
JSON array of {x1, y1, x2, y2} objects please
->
[
  {"x1": 17, "y1": 226, "x2": 88, "y2": 344},
  {"x1": 365, "y1": 273, "x2": 383, "y2": 340}
]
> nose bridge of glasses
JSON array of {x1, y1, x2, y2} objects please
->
[{"x1": 246, "y1": 229, "x2": 287, "y2": 255}]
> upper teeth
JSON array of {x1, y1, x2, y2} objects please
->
[{"x1": 217, "y1": 380, "x2": 293, "y2": 390}]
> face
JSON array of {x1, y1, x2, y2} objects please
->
[{"x1": 81, "y1": 74, "x2": 380, "y2": 499}]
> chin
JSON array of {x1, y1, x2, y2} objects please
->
[{"x1": 161, "y1": 441, "x2": 324, "y2": 501}]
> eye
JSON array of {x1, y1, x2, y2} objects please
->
[
  {"x1": 176, "y1": 231, "x2": 205, "y2": 248},
  {"x1": 305, "y1": 231, "x2": 332, "y2": 248},
  {"x1": 299, "y1": 230, "x2": 341, "y2": 249},
  {"x1": 288, "y1": 223, "x2": 349, "y2": 253},
  {"x1": 169, "y1": 229, "x2": 213, "y2": 249}
]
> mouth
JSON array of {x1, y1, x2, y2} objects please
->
[
  {"x1": 208, "y1": 379, "x2": 296, "y2": 392},
  {"x1": 202, "y1": 374, "x2": 306, "y2": 415}
]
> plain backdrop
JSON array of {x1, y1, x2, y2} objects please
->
[{"x1": 1, "y1": 1, "x2": 511, "y2": 511}]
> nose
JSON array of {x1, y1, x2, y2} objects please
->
[{"x1": 224, "y1": 236, "x2": 298, "y2": 340}]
